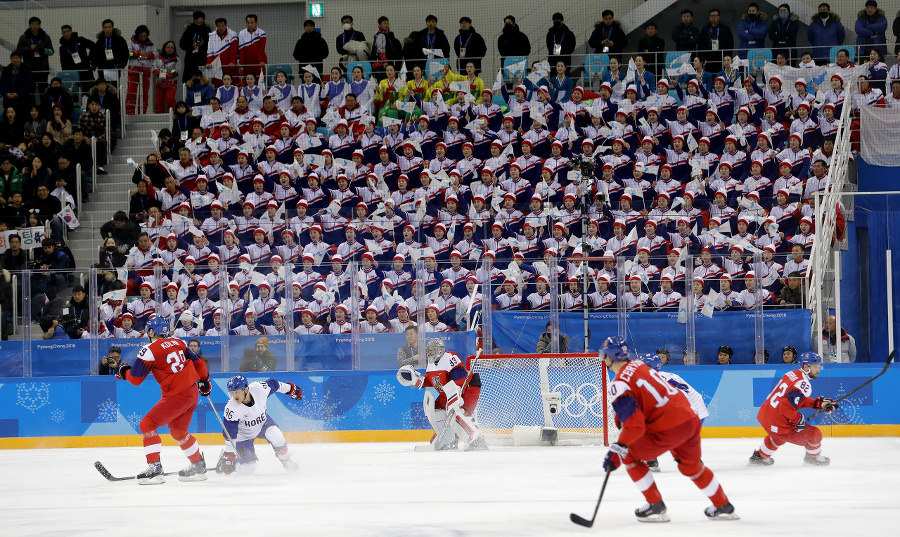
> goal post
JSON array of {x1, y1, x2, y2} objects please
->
[{"x1": 466, "y1": 353, "x2": 618, "y2": 447}]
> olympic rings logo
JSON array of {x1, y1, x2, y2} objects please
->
[{"x1": 552, "y1": 382, "x2": 606, "y2": 418}]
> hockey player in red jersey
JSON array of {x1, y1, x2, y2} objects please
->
[
  {"x1": 601, "y1": 336, "x2": 738, "y2": 522},
  {"x1": 116, "y1": 316, "x2": 212, "y2": 484},
  {"x1": 750, "y1": 351, "x2": 838, "y2": 467},
  {"x1": 397, "y1": 339, "x2": 487, "y2": 451}
]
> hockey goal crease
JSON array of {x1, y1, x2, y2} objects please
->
[{"x1": 466, "y1": 353, "x2": 619, "y2": 447}]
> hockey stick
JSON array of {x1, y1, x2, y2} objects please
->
[
  {"x1": 570, "y1": 468, "x2": 612, "y2": 528},
  {"x1": 94, "y1": 461, "x2": 180, "y2": 482},
  {"x1": 810, "y1": 349, "x2": 896, "y2": 421},
  {"x1": 206, "y1": 394, "x2": 237, "y2": 448}
]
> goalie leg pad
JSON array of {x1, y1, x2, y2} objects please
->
[
  {"x1": 431, "y1": 411, "x2": 458, "y2": 450},
  {"x1": 451, "y1": 412, "x2": 480, "y2": 444}
]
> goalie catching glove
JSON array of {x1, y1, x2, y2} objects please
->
[
  {"x1": 814, "y1": 397, "x2": 839, "y2": 414},
  {"x1": 396, "y1": 365, "x2": 424, "y2": 388},
  {"x1": 603, "y1": 442, "x2": 629, "y2": 472}
]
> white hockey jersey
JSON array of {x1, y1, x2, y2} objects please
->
[
  {"x1": 658, "y1": 370, "x2": 709, "y2": 420},
  {"x1": 223, "y1": 380, "x2": 291, "y2": 441}
]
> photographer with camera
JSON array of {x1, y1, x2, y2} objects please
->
[
  {"x1": 239, "y1": 336, "x2": 277, "y2": 372},
  {"x1": 99, "y1": 346, "x2": 126, "y2": 375}
]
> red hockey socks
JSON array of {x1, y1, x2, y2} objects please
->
[
  {"x1": 679, "y1": 461, "x2": 729, "y2": 508},
  {"x1": 139, "y1": 416, "x2": 161, "y2": 464},
  {"x1": 625, "y1": 462, "x2": 662, "y2": 504},
  {"x1": 758, "y1": 435, "x2": 784, "y2": 459},
  {"x1": 172, "y1": 428, "x2": 202, "y2": 464}
]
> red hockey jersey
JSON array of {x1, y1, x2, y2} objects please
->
[
  {"x1": 609, "y1": 360, "x2": 696, "y2": 446},
  {"x1": 757, "y1": 369, "x2": 817, "y2": 435},
  {"x1": 125, "y1": 337, "x2": 208, "y2": 396}
]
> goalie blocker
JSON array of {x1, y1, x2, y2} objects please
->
[{"x1": 397, "y1": 339, "x2": 487, "y2": 451}]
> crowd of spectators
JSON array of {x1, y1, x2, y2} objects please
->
[{"x1": 7, "y1": 3, "x2": 897, "y2": 343}]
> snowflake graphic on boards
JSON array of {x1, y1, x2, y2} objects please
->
[
  {"x1": 16, "y1": 383, "x2": 50, "y2": 413},
  {"x1": 373, "y1": 380, "x2": 395, "y2": 405},
  {"x1": 737, "y1": 408, "x2": 752, "y2": 422},
  {"x1": 705, "y1": 398, "x2": 720, "y2": 421},
  {"x1": 50, "y1": 409, "x2": 65, "y2": 424},
  {"x1": 97, "y1": 399, "x2": 118, "y2": 422},
  {"x1": 127, "y1": 412, "x2": 142, "y2": 430},
  {"x1": 356, "y1": 402, "x2": 373, "y2": 419},
  {"x1": 290, "y1": 387, "x2": 341, "y2": 420}
]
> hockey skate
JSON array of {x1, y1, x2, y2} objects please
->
[
  {"x1": 748, "y1": 450, "x2": 774, "y2": 466},
  {"x1": 803, "y1": 453, "x2": 831, "y2": 466},
  {"x1": 137, "y1": 461, "x2": 165, "y2": 485},
  {"x1": 635, "y1": 501, "x2": 669, "y2": 523},
  {"x1": 178, "y1": 453, "x2": 208, "y2": 482},
  {"x1": 464, "y1": 436, "x2": 489, "y2": 451},
  {"x1": 646, "y1": 458, "x2": 660, "y2": 472},
  {"x1": 280, "y1": 456, "x2": 300, "y2": 472},
  {"x1": 705, "y1": 502, "x2": 740, "y2": 520}
]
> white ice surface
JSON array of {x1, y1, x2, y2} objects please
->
[{"x1": 1, "y1": 437, "x2": 898, "y2": 536}]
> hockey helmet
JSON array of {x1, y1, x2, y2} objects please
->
[
  {"x1": 601, "y1": 335, "x2": 630, "y2": 362},
  {"x1": 425, "y1": 339, "x2": 446, "y2": 364},
  {"x1": 640, "y1": 353, "x2": 662, "y2": 371},
  {"x1": 798, "y1": 352, "x2": 822, "y2": 366},
  {"x1": 145, "y1": 316, "x2": 170, "y2": 337},
  {"x1": 717, "y1": 344, "x2": 734, "y2": 357},
  {"x1": 227, "y1": 375, "x2": 249, "y2": 393}
]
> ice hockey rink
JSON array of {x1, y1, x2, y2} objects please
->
[{"x1": 2, "y1": 437, "x2": 896, "y2": 536}]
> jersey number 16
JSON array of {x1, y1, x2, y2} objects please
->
[{"x1": 166, "y1": 350, "x2": 187, "y2": 374}]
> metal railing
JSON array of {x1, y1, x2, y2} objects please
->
[{"x1": 807, "y1": 82, "x2": 854, "y2": 359}]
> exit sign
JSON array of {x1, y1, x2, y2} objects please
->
[{"x1": 309, "y1": 3, "x2": 324, "y2": 18}]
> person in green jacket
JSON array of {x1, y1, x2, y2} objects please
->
[{"x1": 0, "y1": 156, "x2": 24, "y2": 206}]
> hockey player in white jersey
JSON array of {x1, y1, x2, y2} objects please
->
[
  {"x1": 215, "y1": 375, "x2": 304, "y2": 475},
  {"x1": 639, "y1": 353, "x2": 709, "y2": 472},
  {"x1": 396, "y1": 339, "x2": 488, "y2": 451}
]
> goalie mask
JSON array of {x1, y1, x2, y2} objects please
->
[{"x1": 425, "y1": 339, "x2": 446, "y2": 364}]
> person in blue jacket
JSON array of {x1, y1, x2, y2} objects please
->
[
  {"x1": 808, "y1": 3, "x2": 846, "y2": 63},
  {"x1": 855, "y1": 1, "x2": 887, "y2": 58},
  {"x1": 737, "y1": 4, "x2": 768, "y2": 53}
]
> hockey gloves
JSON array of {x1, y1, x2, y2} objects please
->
[
  {"x1": 114, "y1": 364, "x2": 131, "y2": 380},
  {"x1": 793, "y1": 415, "x2": 807, "y2": 432},
  {"x1": 197, "y1": 377, "x2": 212, "y2": 397},
  {"x1": 815, "y1": 397, "x2": 839, "y2": 414},
  {"x1": 216, "y1": 452, "x2": 237, "y2": 475},
  {"x1": 603, "y1": 442, "x2": 629, "y2": 472},
  {"x1": 285, "y1": 382, "x2": 303, "y2": 400},
  {"x1": 396, "y1": 365, "x2": 424, "y2": 388}
]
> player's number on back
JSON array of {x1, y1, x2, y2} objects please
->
[
  {"x1": 770, "y1": 382, "x2": 789, "y2": 409},
  {"x1": 637, "y1": 370, "x2": 680, "y2": 408},
  {"x1": 166, "y1": 350, "x2": 187, "y2": 374}
]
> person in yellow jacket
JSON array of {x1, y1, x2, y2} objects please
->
[
  {"x1": 403, "y1": 65, "x2": 430, "y2": 103},
  {"x1": 431, "y1": 63, "x2": 484, "y2": 105},
  {"x1": 376, "y1": 64, "x2": 406, "y2": 124}
]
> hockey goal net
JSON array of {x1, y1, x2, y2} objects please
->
[{"x1": 466, "y1": 353, "x2": 618, "y2": 447}]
